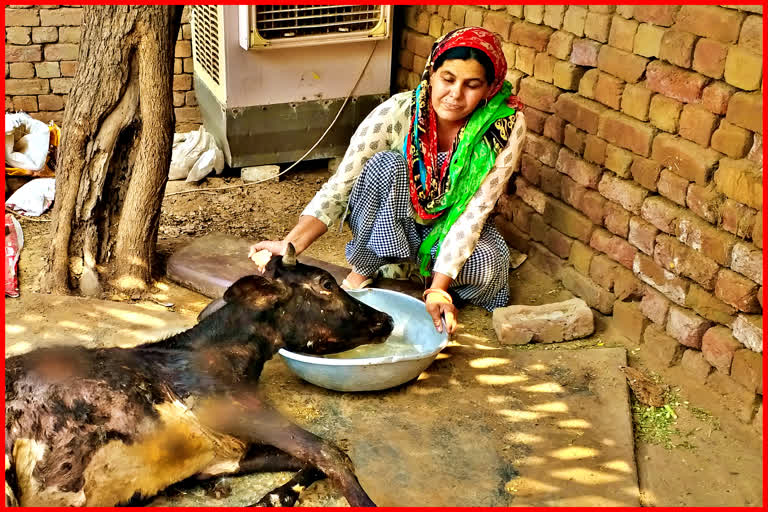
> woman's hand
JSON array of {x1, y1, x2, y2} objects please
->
[
  {"x1": 423, "y1": 288, "x2": 458, "y2": 335},
  {"x1": 249, "y1": 240, "x2": 289, "y2": 259}
]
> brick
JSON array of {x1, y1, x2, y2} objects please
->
[
  {"x1": 578, "y1": 68, "x2": 599, "y2": 98},
  {"x1": 560, "y1": 175, "x2": 587, "y2": 208},
  {"x1": 594, "y1": 72, "x2": 624, "y2": 110},
  {"x1": 496, "y1": 217, "x2": 531, "y2": 253},
  {"x1": 692, "y1": 38, "x2": 728, "y2": 79},
  {"x1": 60, "y1": 60, "x2": 77, "y2": 77},
  {"x1": 542, "y1": 220, "x2": 573, "y2": 258},
  {"x1": 714, "y1": 158, "x2": 762, "y2": 210},
  {"x1": 523, "y1": 107, "x2": 547, "y2": 135},
  {"x1": 590, "y1": 254, "x2": 621, "y2": 291},
  {"x1": 533, "y1": 52, "x2": 556, "y2": 83},
  {"x1": 738, "y1": 15, "x2": 763, "y2": 54},
  {"x1": 175, "y1": 107, "x2": 201, "y2": 124},
  {"x1": 5, "y1": 45, "x2": 42, "y2": 63},
  {"x1": 701, "y1": 325, "x2": 742, "y2": 372},
  {"x1": 404, "y1": 6, "x2": 430, "y2": 33},
  {"x1": 651, "y1": 133, "x2": 721, "y2": 185},
  {"x1": 644, "y1": 324, "x2": 685, "y2": 367},
  {"x1": 9, "y1": 62, "x2": 35, "y2": 79},
  {"x1": 506, "y1": 69, "x2": 524, "y2": 94},
  {"x1": 547, "y1": 30, "x2": 573, "y2": 60},
  {"x1": 50, "y1": 78, "x2": 72, "y2": 95},
  {"x1": 659, "y1": 30, "x2": 697, "y2": 68},
  {"x1": 613, "y1": 300, "x2": 649, "y2": 344},
  {"x1": 406, "y1": 32, "x2": 434, "y2": 58},
  {"x1": 629, "y1": 216, "x2": 658, "y2": 255},
  {"x1": 59, "y1": 26, "x2": 81, "y2": 42},
  {"x1": 554, "y1": 93, "x2": 606, "y2": 135},
  {"x1": 678, "y1": 105, "x2": 718, "y2": 147},
  {"x1": 677, "y1": 214, "x2": 739, "y2": 266},
  {"x1": 560, "y1": 266, "x2": 616, "y2": 314},
  {"x1": 524, "y1": 5, "x2": 544, "y2": 24},
  {"x1": 543, "y1": 115, "x2": 565, "y2": 144},
  {"x1": 12, "y1": 95, "x2": 37, "y2": 112},
  {"x1": 583, "y1": 135, "x2": 606, "y2": 165},
  {"x1": 731, "y1": 349, "x2": 763, "y2": 394},
  {"x1": 556, "y1": 148, "x2": 602, "y2": 189},
  {"x1": 752, "y1": 216, "x2": 762, "y2": 249},
  {"x1": 505, "y1": 5, "x2": 522, "y2": 18},
  {"x1": 43, "y1": 43, "x2": 78, "y2": 61},
  {"x1": 563, "y1": 124, "x2": 586, "y2": 154},
  {"x1": 701, "y1": 81, "x2": 736, "y2": 115},
  {"x1": 634, "y1": 23, "x2": 665, "y2": 58},
  {"x1": 724, "y1": 46, "x2": 763, "y2": 91},
  {"x1": 428, "y1": 15, "x2": 443, "y2": 39},
  {"x1": 449, "y1": 5, "x2": 466, "y2": 26},
  {"x1": 730, "y1": 242, "x2": 763, "y2": 285},
  {"x1": 511, "y1": 21, "x2": 553, "y2": 51},
  {"x1": 520, "y1": 155, "x2": 542, "y2": 185},
  {"x1": 569, "y1": 240, "x2": 596, "y2": 275},
  {"x1": 563, "y1": 6, "x2": 587, "y2": 37},
  {"x1": 706, "y1": 370, "x2": 760, "y2": 423},
  {"x1": 598, "y1": 45, "x2": 648, "y2": 83},
  {"x1": 484, "y1": 11, "x2": 515, "y2": 41},
  {"x1": 544, "y1": 6, "x2": 566, "y2": 30},
  {"x1": 591, "y1": 228, "x2": 638, "y2": 269},
  {"x1": 440, "y1": 22, "x2": 458, "y2": 38},
  {"x1": 598, "y1": 110, "x2": 655, "y2": 157},
  {"x1": 620, "y1": 82, "x2": 652, "y2": 121},
  {"x1": 629, "y1": 157, "x2": 661, "y2": 192},
  {"x1": 436, "y1": 5, "x2": 450, "y2": 18},
  {"x1": 500, "y1": 42, "x2": 517, "y2": 71},
  {"x1": 604, "y1": 144, "x2": 633, "y2": 178},
  {"x1": 543, "y1": 197, "x2": 596, "y2": 244},
  {"x1": 654, "y1": 233, "x2": 720, "y2": 290},
  {"x1": 686, "y1": 283, "x2": 738, "y2": 326},
  {"x1": 492, "y1": 298, "x2": 595, "y2": 345},
  {"x1": 674, "y1": 5, "x2": 745, "y2": 44},
  {"x1": 633, "y1": 5, "x2": 679, "y2": 27},
  {"x1": 519, "y1": 77, "x2": 562, "y2": 113},
  {"x1": 4, "y1": 78, "x2": 49, "y2": 95},
  {"x1": 711, "y1": 121, "x2": 752, "y2": 159},
  {"x1": 615, "y1": 266, "x2": 646, "y2": 301},
  {"x1": 667, "y1": 305, "x2": 713, "y2": 349},
  {"x1": 174, "y1": 39, "x2": 192, "y2": 59},
  {"x1": 599, "y1": 172, "x2": 650, "y2": 215},
  {"x1": 580, "y1": 190, "x2": 606, "y2": 225},
  {"x1": 6, "y1": 26, "x2": 33, "y2": 45},
  {"x1": 685, "y1": 184, "x2": 721, "y2": 224},
  {"x1": 657, "y1": 169, "x2": 689, "y2": 206},
  {"x1": 172, "y1": 91, "x2": 185, "y2": 108},
  {"x1": 515, "y1": 176, "x2": 547, "y2": 214},
  {"x1": 641, "y1": 287, "x2": 672, "y2": 325},
  {"x1": 681, "y1": 349, "x2": 714, "y2": 383},
  {"x1": 37, "y1": 94, "x2": 64, "y2": 111},
  {"x1": 39, "y1": 7, "x2": 82, "y2": 26},
  {"x1": 33, "y1": 111, "x2": 65, "y2": 125},
  {"x1": 173, "y1": 74, "x2": 192, "y2": 91},
  {"x1": 649, "y1": 94, "x2": 683, "y2": 133},
  {"x1": 608, "y1": 15, "x2": 638, "y2": 52},
  {"x1": 528, "y1": 241, "x2": 568, "y2": 277},
  {"x1": 552, "y1": 61, "x2": 584, "y2": 91},
  {"x1": 511, "y1": 196, "x2": 535, "y2": 233},
  {"x1": 715, "y1": 268, "x2": 761, "y2": 313},
  {"x1": 31, "y1": 26, "x2": 57, "y2": 44},
  {"x1": 634, "y1": 253, "x2": 690, "y2": 305},
  {"x1": 584, "y1": 12, "x2": 611, "y2": 43},
  {"x1": 34, "y1": 61, "x2": 60, "y2": 78},
  {"x1": 173, "y1": 58, "x2": 182, "y2": 75},
  {"x1": 641, "y1": 195, "x2": 686, "y2": 235},
  {"x1": 725, "y1": 92, "x2": 762, "y2": 134},
  {"x1": 525, "y1": 133, "x2": 560, "y2": 167},
  {"x1": 570, "y1": 37, "x2": 601, "y2": 67},
  {"x1": 5, "y1": 8, "x2": 40, "y2": 26},
  {"x1": 646, "y1": 61, "x2": 709, "y2": 104},
  {"x1": 721, "y1": 200, "x2": 757, "y2": 239},
  {"x1": 515, "y1": 46, "x2": 536, "y2": 75},
  {"x1": 412, "y1": 54, "x2": 427, "y2": 74},
  {"x1": 732, "y1": 314, "x2": 763, "y2": 352},
  {"x1": 539, "y1": 164, "x2": 563, "y2": 200}
]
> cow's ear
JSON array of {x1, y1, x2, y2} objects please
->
[{"x1": 224, "y1": 275, "x2": 290, "y2": 311}]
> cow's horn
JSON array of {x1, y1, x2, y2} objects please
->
[{"x1": 282, "y1": 242, "x2": 297, "y2": 266}]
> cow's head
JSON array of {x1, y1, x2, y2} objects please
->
[{"x1": 210, "y1": 244, "x2": 393, "y2": 354}]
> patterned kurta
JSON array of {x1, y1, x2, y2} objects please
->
[{"x1": 302, "y1": 91, "x2": 527, "y2": 279}]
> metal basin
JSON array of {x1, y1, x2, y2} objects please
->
[{"x1": 278, "y1": 288, "x2": 448, "y2": 392}]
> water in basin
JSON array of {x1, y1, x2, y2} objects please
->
[{"x1": 322, "y1": 333, "x2": 425, "y2": 359}]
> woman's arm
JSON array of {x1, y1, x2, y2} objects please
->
[
  {"x1": 249, "y1": 215, "x2": 327, "y2": 258},
  {"x1": 432, "y1": 112, "x2": 527, "y2": 279}
]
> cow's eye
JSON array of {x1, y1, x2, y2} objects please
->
[{"x1": 322, "y1": 280, "x2": 333, "y2": 290}]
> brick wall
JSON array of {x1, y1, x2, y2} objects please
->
[
  {"x1": 399, "y1": 5, "x2": 763, "y2": 429},
  {"x1": 4, "y1": 5, "x2": 202, "y2": 132}
]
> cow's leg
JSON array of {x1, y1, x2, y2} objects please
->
[
  {"x1": 200, "y1": 393, "x2": 375, "y2": 507},
  {"x1": 250, "y1": 466, "x2": 325, "y2": 507}
]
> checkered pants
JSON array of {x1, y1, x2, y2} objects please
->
[{"x1": 345, "y1": 150, "x2": 510, "y2": 311}]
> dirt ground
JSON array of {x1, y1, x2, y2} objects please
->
[{"x1": 6, "y1": 161, "x2": 764, "y2": 506}]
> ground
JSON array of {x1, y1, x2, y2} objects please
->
[{"x1": 6, "y1": 162, "x2": 763, "y2": 506}]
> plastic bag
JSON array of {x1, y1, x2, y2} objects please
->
[
  {"x1": 168, "y1": 126, "x2": 224, "y2": 182},
  {"x1": 5, "y1": 213, "x2": 24, "y2": 297},
  {"x1": 5, "y1": 113, "x2": 60, "y2": 177},
  {"x1": 6, "y1": 177, "x2": 56, "y2": 216}
]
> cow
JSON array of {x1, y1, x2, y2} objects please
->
[{"x1": 5, "y1": 244, "x2": 393, "y2": 507}]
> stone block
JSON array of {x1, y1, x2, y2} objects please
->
[{"x1": 493, "y1": 298, "x2": 595, "y2": 345}]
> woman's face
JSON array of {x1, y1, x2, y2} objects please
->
[{"x1": 430, "y1": 58, "x2": 492, "y2": 124}]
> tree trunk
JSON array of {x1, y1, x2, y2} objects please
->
[{"x1": 42, "y1": 5, "x2": 183, "y2": 297}]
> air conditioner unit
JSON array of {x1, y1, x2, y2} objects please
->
[{"x1": 190, "y1": 5, "x2": 394, "y2": 168}]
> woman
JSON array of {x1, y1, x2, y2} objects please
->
[{"x1": 250, "y1": 27, "x2": 526, "y2": 335}]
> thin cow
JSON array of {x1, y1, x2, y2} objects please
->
[{"x1": 5, "y1": 245, "x2": 393, "y2": 506}]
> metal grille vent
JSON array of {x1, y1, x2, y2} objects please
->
[
  {"x1": 190, "y1": 6, "x2": 220, "y2": 85},
  {"x1": 254, "y1": 5, "x2": 381, "y2": 39}
]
